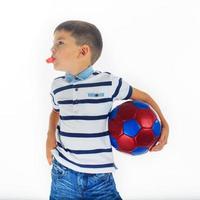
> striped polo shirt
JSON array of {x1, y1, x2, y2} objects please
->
[{"x1": 50, "y1": 65, "x2": 133, "y2": 174}]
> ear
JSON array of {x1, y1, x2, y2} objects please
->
[{"x1": 79, "y1": 45, "x2": 90, "y2": 56}]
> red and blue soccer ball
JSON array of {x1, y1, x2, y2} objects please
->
[{"x1": 108, "y1": 100, "x2": 162, "y2": 156}]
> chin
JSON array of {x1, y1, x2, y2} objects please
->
[{"x1": 53, "y1": 64, "x2": 60, "y2": 70}]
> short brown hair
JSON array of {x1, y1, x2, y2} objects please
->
[{"x1": 54, "y1": 20, "x2": 103, "y2": 66}]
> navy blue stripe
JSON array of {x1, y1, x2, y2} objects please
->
[
  {"x1": 57, "y1": 141, "x2": 112, "y2": 154},
  {"x1": 55, "y1": 148, "x2": 115, "y2": 168},
  {"x1": 53, "y1": 81, "x2": 112, "y2": 95},
  {"x1": 60, "y1": 114, "x2": 108, "y2": 120},
  {"x1": 59, "y1": 130, "x2": 109, "y2": 138},
  {"x1": 123, "y1": 85, "x2": 133, "y2": 100},
  {"x1": 57, "y1": 125, "x2": 110, "y2": 138},
  {"x1": 50, "y1": 93, "x2": 58, "y2": 106},
  {"x1": 55, "y1": 76, "x2": 65, "y2": 80},
  {"x1": 111, "y1": 78, "x2": 122, "y2": 100},
  {"x1": 58, "y1": 98, "x2": 112, "y2": 104}
]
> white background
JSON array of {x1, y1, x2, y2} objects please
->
[{"x1": 0, "y1": 0, "x2": 200, "y2": 199}]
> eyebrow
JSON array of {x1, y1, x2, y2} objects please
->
[{"x1": 54, "y1": 37, "x2": 65, "y2": 41}]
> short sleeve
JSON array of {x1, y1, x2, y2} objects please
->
[
  {"x1": 50, "y1": 80, "x2": 60, "y2": 113},
  {"x1": 110, "y1": 73, "x2": 133, "y2": 101}
]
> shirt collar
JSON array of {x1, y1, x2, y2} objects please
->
[{"x1": 65, "y1": 65, "x2": 94, "y2": 83}]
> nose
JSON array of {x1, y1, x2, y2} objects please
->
[
  {"x1": 51, "y1": 46, "x2": 56, "y2": 54},
  {"x1": 51, "y1": 43, "x2": 58, "y2": 53}
]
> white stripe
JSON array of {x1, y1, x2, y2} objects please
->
[
  {"x1": 58, "y1": 134, "x2": 111, "y2": 150},
  {"x1": 60, "y1": 118, "x2": 109, "y2": 133}
]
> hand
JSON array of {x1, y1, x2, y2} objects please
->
[
  {"x1": 150, "y1": 125, "x2": 169, "y2": 152},
  {"x1": 46, "y1": 135, "x2": 57, "y2": 165}
]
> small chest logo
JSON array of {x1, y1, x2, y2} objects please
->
[{"x1": 88, "y1": 92, "x2": 104, "y2": 97}]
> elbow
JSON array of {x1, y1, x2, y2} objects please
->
[{"x1": 131, "y1": 88, "x2": 150, "y2": 102}]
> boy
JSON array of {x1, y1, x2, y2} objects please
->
[{"x1": 46, "y1": 20, "x2": 169, "y2": 200}]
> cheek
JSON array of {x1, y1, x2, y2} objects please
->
[{"x1": 61, "y1": 49, "x2": 77, "y2": 59}]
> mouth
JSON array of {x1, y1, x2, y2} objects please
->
[{"x1": 46, "y1": 56, "x2": 56, "y2": 63}]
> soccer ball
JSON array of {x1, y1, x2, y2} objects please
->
[{"x1": 108, "y1": 100, "x2": 162, "y2": 156}]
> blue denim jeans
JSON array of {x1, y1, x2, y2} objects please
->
[{"x1": 49, "y1": 157, "x2": 123, "y2": 200}]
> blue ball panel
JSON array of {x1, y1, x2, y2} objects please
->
[
  {"x1": 131, "y1": 147, "x2": 149, "y2": 155},
  {"x1": 109, "y1": 135, "x2": 119, "y2": 149},
  {"x1": 152, "y1": 119, "x2": 162, "y2": 137},
  {"x1": 109, "y1": 106, "x2": 119, "y2": 120},
  {"x1": 124, "y1": 119, "x2": 141, "y2": 137},
  {"x1": 132, "y1": 100, "x2": 149, "y2": 109}
]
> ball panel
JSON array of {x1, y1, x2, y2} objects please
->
[
  {"x1": 117, "y1": 134, "x2": 136, "y2": 152},
  {"x1": 118, "y1": 101, "x2": 137, "y2": 120},
  {"x1": 136, "y1": 129, "x2": 155, "y2": 147},
  {"x1": 109, "y1": 106, "x2": 119, "y2": 120},
  {"x1": 108, "y1": 118, "x2": 124, "y2": 138},
  {"x1": 109, "y1": 135, "x2": 119, "y2": 149},
  {"x1": 132, "y1": 100, "x2": 149, "y2": 109},
  {"x1": 131, "y1": 147, "x2": 149, "y2": 155},
  {"x1": 136, "y1": 108, "x2": 157, "y2": 128},
  {"x1": 123, "y1": 119, "x2": 141, "y2": 137},
  {"x1": 152, "y1": 119, "x2": 162, "y2": 137}
]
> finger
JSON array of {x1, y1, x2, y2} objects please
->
[
  {"x1": 159, "y1": 134, "x2": 165, "y2": 143},
  {"x1": 158, "y1": 136, "x2": 166, "y2": 145},
  {"x1": 149, "y1": 137, "x2": 166, "y2": 151},
  {"x1": 150, "y1": 143, "x2": 164, "y2": 151},
  {"x1": 151, "y1": 146, "x2": 162, "y2": 151}
]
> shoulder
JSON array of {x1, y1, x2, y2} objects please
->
[
  {"x1": 93, "y1": 71, "x2": 123, "y2": 84},
  {"x1": 92, "y1": 70, "x2": 117, "y2": 81},
  {"x1": 54, "y1": 75, "x2": 65, "y2": 81},
  {"x1": 101, "y1": 71, "x2": 120, "y2": 81},
  {"x1": 95, "y1": 70, "x2": 115, "y2": 77},
  {"x1": 51, "y1": 75, "x2": 65, "y2": 91},
  {"x1": 90, "y1": 70, "x2": 110, "y2": 79},
  {"x1": 53, "y1": 75, "x2": 65, "y2": 83}
]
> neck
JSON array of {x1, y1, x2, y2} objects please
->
[{"x1": 68, "y1": 61, "x2": 91, "y2": 76}]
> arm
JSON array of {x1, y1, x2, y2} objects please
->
[
  {"x1": 47, "y1": 109, "x2": 60, "y2": 135},
  {"x1": 46, "y1": 109, "x2": 59, "y2": 165},
  {"x1": 131, "y1": 87, "x2": 169, "y2": 152}
]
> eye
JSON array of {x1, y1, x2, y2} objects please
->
[
  {"x1": 52, "y1": 41, "x2": 64, "y2": 49},
  {"x1": 58, "y1": 41, "x2": 64, "y2": 45}
]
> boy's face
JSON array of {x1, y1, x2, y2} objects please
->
[{"x1": 51, "y1": 30, "x2": 83, "y2": 72}]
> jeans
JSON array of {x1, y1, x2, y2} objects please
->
[{"x1": 49, "y1": 157, "x2": 123, "y2": 200}]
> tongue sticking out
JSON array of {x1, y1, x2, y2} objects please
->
[{"x1": 46, "y1": 57, "x2": 56, "y2": 63}]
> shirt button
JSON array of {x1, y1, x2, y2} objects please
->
[{"x1": 75, "y1": 88, "x2": 78, "y2": 91}]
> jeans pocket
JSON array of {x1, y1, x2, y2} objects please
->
[{"x1": 51, "y1": 160, "x2": 66, "y2": 179}]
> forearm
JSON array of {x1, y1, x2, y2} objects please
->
[
  {"x1": 47, "y1": 110, "x2": 60, "y2": 137},
  {"x1": 144, "y1": 94, "x2": 169, "y2": 128}
]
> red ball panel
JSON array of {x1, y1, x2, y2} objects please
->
[
  {"x1": 108, "y1": 118, "x2": 124, "y2": 139},
  {"x1": 136, "y1": 108, "x2": 157, "y2": 128},
  {"x1": 117, "y1": 101, "x2": 137, "y2": 120},
  {"x1": 117, "y1": 134, "x2": 136, "y2": 152},
  {"x1": 136, "y1": 129, "x2": 156, "y2": 147}
]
